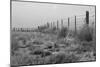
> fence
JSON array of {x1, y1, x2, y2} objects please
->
[
  {"x1": 12, "y1": 11, "x2": 95, "y2": 33},
  {"x1": 46, "y1": 11, "x2": 95, "y2": 31}
]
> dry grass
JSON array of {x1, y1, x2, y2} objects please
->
[{"x1": 11, "y1": 25, "x2": 96, "y2": 66}]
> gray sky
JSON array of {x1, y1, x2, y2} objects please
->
[{"x1": 12, "y1": 1, "x2": 95, "y2": 29}]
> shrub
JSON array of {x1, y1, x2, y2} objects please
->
[
  {"x1": 47, "y1": 53, "x2": 80, "y2": 64},
  {"x1": 58, "y1": 27, "x2": 68, "y2": 38},
  {"x1": 74, "y1": 41, "x2": 95, "y2": 54},
  {"x1": 77, "y1": 24, "x2": 94, "y2": 42},
  {"x1": 11, "y1": 55, "x2": 36, "y2": 66},
  {"x1": 32, "y1": 40, "x2": 43, "y2": 45},
  {"x1": 11, "y1": 38, "x2": 19, "y2": 56}
]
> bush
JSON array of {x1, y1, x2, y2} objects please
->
[
  {"x1": 47, "y1": 53, "x2": 80, "y2": 64},
  {"x1": 74, "y1": 41, "x2": 95, "y2": 54},
  {"x1": 58, "y1": 27, "x2": 68, "y2": 38},
  {"x1": 11, "y1": 55, "x2": 38, "y2": 66},
  {"x1": 11, "y1": 38, "x2": 19, "y2": 56},
  {"x1": 77, "y1": 24, "x2": 94, "y2": 42},
  {"x1": 32, "y1": 40, "x2": 43, "y2": 45}
]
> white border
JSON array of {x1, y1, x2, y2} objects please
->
[{"x1": 0, "y1": 0, "x2": 99, "y2": 67}]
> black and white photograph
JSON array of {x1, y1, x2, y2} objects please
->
[{"x1": 10, "y1": 0, "x2": 96, "y2": 66}]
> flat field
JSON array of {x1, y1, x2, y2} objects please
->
[{"x1": 11, "y1": 27, "x2": 96, "y2": 66}]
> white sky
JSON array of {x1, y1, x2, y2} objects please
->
[{"x1": 12, "y1": 1, "x2": 95, "y2": 28}]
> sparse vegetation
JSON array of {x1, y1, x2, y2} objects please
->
[
  {"x1": 77, "y1": 24, "x2": 94, "y2": 42},
  {"x1": 58, "y1": 27, "x2": 68, "y2": 38},
  {"x1": 11, "y1": 24, "x2": 95, "y2": 66}
]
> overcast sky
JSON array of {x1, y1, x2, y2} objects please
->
[{"x1": 12, "y1": 1, "x2": 95, "y2": 28}]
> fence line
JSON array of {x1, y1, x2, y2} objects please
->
[{"x1": 12, "y1": 11, "x2": 95, "y2": 32}]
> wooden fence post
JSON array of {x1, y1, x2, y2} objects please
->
[
  {"x1": 86, "y1": 11, "x2": 89, "y2": 25},
  {"x1": 53, "y1": 22, "x2": 55, "y2": 28},
  {"x1": 68, "y1": 17, "x2": 70, "y2": 30},
  {"x1": 61, "y1": 19, "x2": 63, "y2": 29},
  {"x1": 57, "y1": 20, "x2": 59, "y2": 29},
  {"x1": 51, "y1": 22, "x2": 52, "y2": 29},
  {"x1": 47, "y1": 22, "x2": 49, "y2": 28},
  {"x1": 75, "y1": 16, "x2": 77, "y2": 34}
]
